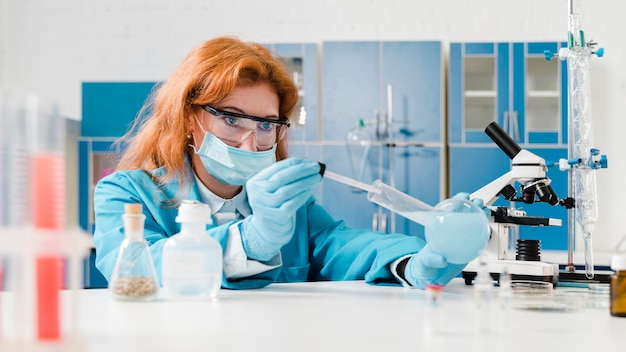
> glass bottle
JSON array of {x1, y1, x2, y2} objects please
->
[
  {"x1": 610, "y1": 251, "x2": 626, "y2": 317},
  {"x1": 162, "y1": 200, "x2": 223, "y2": 299},
  {"x1": 109, "y1": 203, "x2": 159, "y2": 301},
  {"x1": 346, "y1": 119, "x2": 372, "y2": 183},
  {"x1": 423, "y1": 284, "x2": 443, "y2": 336}
]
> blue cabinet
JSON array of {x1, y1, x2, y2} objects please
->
[
  {"x1": 263, "y1": 43, "x2": 319, "y2": 143},
  {"x1": 449, "y1": 42, "x2": 568, "y2": 145},
  {"x1": 448, "y1": 42, "x2": 570, "y2": 250},
  {"x1": 321, "y1": 41, "x2": 445, "y2": 237},
  {"x1": 79, "y1": 82, "x2": 157, "y2": 287}
]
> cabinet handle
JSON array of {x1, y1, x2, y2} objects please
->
[
  {"x1": 503, "y1": 111, "x2": 509, "y2": 134},
  {"x1": 511, "y1": 111, "x2": 520, "y2": 142},
  {"x1": 372, "y1": 212, "x2": 387, "y2": 232},
  {"x1": 375, "y1": 109, "x2": 388, "y2": 140},
  {"x1": 503, "y1": 111, "x2": 520, "y2": 142}
]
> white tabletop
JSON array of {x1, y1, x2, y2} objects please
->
[{"x1": 1, "y1": 279, "x2": 624, "y2": 352}]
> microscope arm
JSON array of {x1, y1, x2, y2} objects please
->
[{"x1": 470, "y1": 171, "x2": 515, "y2": 207}]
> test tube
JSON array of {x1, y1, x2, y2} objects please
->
[
  {"x1": 0, "y1": 93, "x2": 31, "y2": 341},
  {"x1": 0, "y1": 93, "x2": 29, "y2": 228},
  {"x1": 26, "y1": 96, "x2": 65, "y2": 341}
]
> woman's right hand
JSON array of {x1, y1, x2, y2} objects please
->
[{"x1": 241, "y1": 158, "x2": 322, "y2": 261}]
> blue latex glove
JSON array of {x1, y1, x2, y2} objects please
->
[
  {"x1": 241, "y1": 158, "x2": 322, "y2": 261},
  {"x1": 452, "y1": 192, "x2": 491, "y2": 218},
  {"x1": 404, "y1": 192, "x2": 491, "y2": 289},
  {"x1": 404, "y1": 245, "x2": 467, "y2": 289}
]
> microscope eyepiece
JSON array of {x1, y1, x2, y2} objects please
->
[{"x1": 485, "y1": 122, "x2": 522, "y2": 159}]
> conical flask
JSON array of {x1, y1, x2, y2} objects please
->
[
  {"x1": 346, "y1": 119, "x2": 372, "y2": 183},
  {"x1": 109, "y1": 203, "x2": 159, "y2": 301}
]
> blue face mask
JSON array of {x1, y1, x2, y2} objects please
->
[{"x1": 191, "y1": 131, "x2": 276, "y2": 186}]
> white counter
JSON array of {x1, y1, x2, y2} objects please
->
[{"x1": 1, "y1": 279, "x2": 624, "y2": 352}]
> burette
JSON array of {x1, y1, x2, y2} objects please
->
[{"x1": 549, "y1": 0, "x2": 608, "y2": 279}]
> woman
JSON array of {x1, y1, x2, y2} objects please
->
[{"x1": 93, "y1": 36, "x2": 485, "y2": 290}]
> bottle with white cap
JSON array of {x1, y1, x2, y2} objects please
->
[
  {"x1": 610, "y1": 236, "x2": 626, "y2": 317},
  {"x1": 162, "y1": 200, "x2": 223, "y2": 299}
]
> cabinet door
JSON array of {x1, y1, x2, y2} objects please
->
[
  {"x1": 449, "y1": 42, "x2": 498, "y2": 144},
  {"x1": 521, "y1": 42, "x2": 568, "y2": 145},
  {"x1": 81, "y1": 82, "x2": 157, "y2": 138},
  {"x1": 264, "y1": 43, "x2": 319, "y2": 142},
  {"x1": 449, "y1": 42, "x2": 567, "y2": 146},
  {"x1": 449, "y1": 145, "x2": 569, "y2": 251},
  {"x1": 392, "y1": 146, "x2": 442, "y2": 238},
  {"x1": 381, "y1": 41, "x2": 443, "y2": 143},
  {"x1": 449, "y1": 146, "x2": 511, "y2": 207},
  {"x1": 322, "y1": 41, "x2": 380, "y2": 142},
  {"x1": 321, "y1": 41, "x2": 444, "y2": 232}
]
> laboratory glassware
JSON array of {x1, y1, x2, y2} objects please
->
[
  {"x1": 423, "y1": 284, "x2": 443, "y2": 336},
  {"x1": 26, "y1": 96, "x2": 66, "y2": 340},
  {"x1": 345, "y1": 119, "x2": 372, "y2": 183},
  {"x1": 551, "y1": 0, "x2": 607, "y2": 279},
  {"x1": 323, "y1": 170, "x2": 490, "y2": 264},
  {"x1": 568, "y1": 10, "x2": 598, "y2": 279},
  {"x1": 610, "y1": 236, "x2": 626, "y2": 317},
  {"x1": 109, "y1": 203, "x2": 159, "y2": 301},
  {"x1": 162, "y1": 200, "x2": 223, "y2": 299},
  {"x1": 473, "y1": 259, "x2": 493, "y2": 333},
  {"x1": 0, "y1": 93, "x2": 29, "y2": 228}
]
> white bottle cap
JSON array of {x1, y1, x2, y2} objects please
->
[
  {"x1": 176, "y1": 200, "x2": 213, "y2": 224},
  {"x1": 611, "y1": 254, "x2": 626, "y2": 271}
]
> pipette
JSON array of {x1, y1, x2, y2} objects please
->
[
  {"x1": 321, "y1": 166, "x2": 490, "y2": 264},
  {"x1": 322, "y1": 170, "x2": 434, "y2": 226}
]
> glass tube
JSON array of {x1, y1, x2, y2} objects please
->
[
  {"x1": 26, "y1": 96, "x2": 66, "y2": 340},
  {"x1": 567, "y1": 13, "x2": 598, "y2": 279}
]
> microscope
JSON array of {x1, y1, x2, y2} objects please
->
[{"x1": 462, "y1": 122, "x2": 564, "y2": 286}]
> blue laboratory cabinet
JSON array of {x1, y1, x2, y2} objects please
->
[
  {"x1": 320, "y1": 41, "x2": 445, "y2": 238},
  {"x1": 79, "y1": 82, "x2": 157, "y2": 287},
  {"x1": 448, "y1": 42, "x2": 570, "y2": 250}
]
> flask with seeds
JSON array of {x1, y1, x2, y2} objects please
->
[{"x1": 109, "y1": 203, "x2": 159, "y2": 301}]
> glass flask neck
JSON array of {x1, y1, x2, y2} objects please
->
[{"x1": 123, "y1": 213, "x2": 145, "y2": 241}]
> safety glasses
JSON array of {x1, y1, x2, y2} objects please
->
[{"x1": 200, "y1": 105, "x2": 290, "y2": 150}]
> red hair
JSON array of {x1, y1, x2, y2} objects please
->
[{"x1": 115, "y1": 36, "x2": 299, "y2": 204}]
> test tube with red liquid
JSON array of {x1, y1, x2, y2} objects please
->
[{"x1": 26, "y1": 96, "x2": 65, "y2": 341}]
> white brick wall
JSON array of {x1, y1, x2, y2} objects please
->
[{"x1": 1, "y1": 0, "x2": 624, "y2": 253}]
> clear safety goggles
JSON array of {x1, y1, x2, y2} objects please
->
[{"x1": 200, "y1": 105, "x2": 290, "y2": 150}]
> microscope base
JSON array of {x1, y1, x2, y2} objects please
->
[{"x1": 462, "y1": 259, "x2": 559, "y2": 286}]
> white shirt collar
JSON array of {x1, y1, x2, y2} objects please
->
[{"x1": 193, "y1": 174, "x2": 251, "y2": 219}]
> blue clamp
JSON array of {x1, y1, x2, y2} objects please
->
[
  {"x1": 595, "y1": 154, "x2": 608, "y2": 169},
  {"x1": 594, "y1": 48, "x2": 605, "y2": 57},
  {"x1": 544, "y1": 50, "x2": 555, "y2": 61},
  {"x1": 586, "y1": 149, "x2": 608, "y2": 169},
  {"x1": 568, "y1": 158, "x2": 582, "y2": 166}
]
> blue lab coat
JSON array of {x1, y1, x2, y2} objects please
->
[{"x1": 93, "y1": 165, "x2": 426, "y2": 289}]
